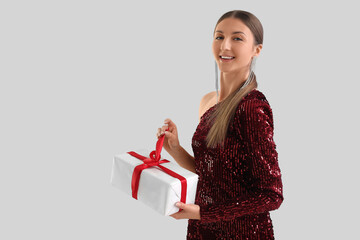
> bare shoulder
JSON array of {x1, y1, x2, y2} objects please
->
[{"x1": 198, "y1": 91, "x2": 217, "y2": 122}]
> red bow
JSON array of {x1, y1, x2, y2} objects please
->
[{"x1": 127, "y1": 129, "x2": 187, "y2": 213}]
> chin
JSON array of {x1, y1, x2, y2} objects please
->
[{"x1": 218, "y1": 66, "x2": 235, "y2": 73}]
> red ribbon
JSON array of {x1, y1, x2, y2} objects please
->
[{"x1": 127, "y1": 129, "x2": 187, "y2": 213}]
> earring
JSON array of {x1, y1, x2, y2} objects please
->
[
  {"x1": 215, "y1": 60, "x2": 219, "y2": 103},
  {"x1": 251, "y1": 56, "x2": 257, "y2": 72},
  {"x1": 241, "y1": 56, "x2": 257, "y2": 89}
]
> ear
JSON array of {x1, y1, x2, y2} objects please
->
[{"x1": 254, "y1": 44, "x2": 263, "y2": 57}]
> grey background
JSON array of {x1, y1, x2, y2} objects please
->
[{"x1": 1, "y1": 0, "x2": 359, "y2": 239}]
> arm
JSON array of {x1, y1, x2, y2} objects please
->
[
  {"x1": 199, "y1": 98, "x2": 284, "y2": 223},
  {"x1": 168, "y1": 92, "x2": 212, "y2": 173},
  {"x1": 167, "y1": 145, "x2": 196, "y2": 173}
]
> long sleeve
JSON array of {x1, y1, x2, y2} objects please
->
[{"x1": 199, "y1": 98, "x2": 284, "y2": 223}]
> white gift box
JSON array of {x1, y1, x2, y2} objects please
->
[{"x1": 110, "y1": 148, "x2": 199, "y2": 216}]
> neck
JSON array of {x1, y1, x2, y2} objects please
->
[{"x1": 218, "y1": 69, "x2": 251, "y2": 102}]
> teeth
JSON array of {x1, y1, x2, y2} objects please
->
[{"x1": 221, "y1": 56, "x2": 234, "y2": 59}]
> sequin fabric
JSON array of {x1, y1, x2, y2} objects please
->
[{"x1": 187, "y1": 89, "x2": 283, "y2": 240}]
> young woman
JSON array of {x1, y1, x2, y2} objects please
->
[{"x1": 156, "y1": 10, "x2": 284, "y2": 239}]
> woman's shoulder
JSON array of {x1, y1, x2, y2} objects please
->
[
  {"x1": 236, "y1": 89, "x2": 274, "y2": 124},
  {"x1": 198, "y1": 91, "x2": 218, "y2": 121},
  {"x1": 199, "y1": 89, "x2": 271, "y2": 121},
  {"x1": 204, "y1": 88, "x2": 265, "y2": 105},
  {"x1": 240, "y1": 88, "x2": 270, "y2": 108},
  {"x1": 235, "y1": 89, "x2": 273, "y2": 122}
]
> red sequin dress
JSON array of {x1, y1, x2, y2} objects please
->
[{"x1": 187, "y1": 89, "x2": 284, "y2": 239}]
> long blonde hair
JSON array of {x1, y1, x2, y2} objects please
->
[{"x1": 205, "y1": 10, "x2": 264, "y2": 149}]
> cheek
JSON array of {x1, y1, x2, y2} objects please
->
[
  {"x1": 235, "y1": 48, "x2": 252, "y2": 60},
  {"x1": 211, "y1": 42, "x2": 216, "y2": 50},
  {"x1": 211, "y1": 43, "x2": 219, "y2": 55}
]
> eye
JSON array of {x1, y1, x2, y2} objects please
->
[{"x1": 215, "y1": 36, "x2": 243, "y2": 41}]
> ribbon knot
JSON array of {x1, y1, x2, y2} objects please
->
[
  {"x1": 143, "y1": 158, "x2": 154, "y2": 164},
  {"x1": 143, "y1": 149, "x2": 161, "y2": 165},
  {"x1": 150, "y1": 150, "x2": 160, "y2": 161}
]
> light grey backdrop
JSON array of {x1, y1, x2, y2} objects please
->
[{"x1": 1, "y1": 0, "x2": 359, "y2": 239}]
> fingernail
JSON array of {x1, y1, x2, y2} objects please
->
[{"x1": 175, "y1": 202, "x2": 181, "y2": 207}]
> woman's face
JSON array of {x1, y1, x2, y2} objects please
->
[{"x1": 212, "y1": 18, "x2": 262, "y2": 74}]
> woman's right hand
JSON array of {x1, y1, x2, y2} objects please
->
[{"x1": 156, "y1": 118, "x2": 180, "y2": 153}]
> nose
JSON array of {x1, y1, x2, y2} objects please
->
[{"x1": 220, "y1": 37, "x2": 231, "y2": 51}]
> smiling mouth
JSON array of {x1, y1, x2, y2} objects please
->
[
  {"x1": 219, "y1": 55, "x2": 235, "y2": 62},
  {"x1": 220, "y1": 55, "x2": 235, "y2": 59}
]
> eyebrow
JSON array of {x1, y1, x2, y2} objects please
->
[{"x1": 215, "y1": 30, "x2": 246, "y2": 36}]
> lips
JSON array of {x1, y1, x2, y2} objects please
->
[
  {"x1": 219, "y1": 55, "x2": 235, "y2": 62},
  {"x1": 220, "y1": 55, "x2": 235, "y2": 59}
]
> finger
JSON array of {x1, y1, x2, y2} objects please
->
[
  {"x1": 156, "y1": 128, "x2": 162, "y2": 138},
  {"x1": 164, "y1": 119, "x2": 177, "y2": 134},
  {"x1": 164, "y1": 130, "x2": 176, "y2": 139},
  {"x1": 176, "y1": 202, "x2": 185, "y2": 209},
  {"x1": 159, "y1": 128, "x2": 168, "y2": 136},
  {"x1": 157, "y1": 128, "x2": 167, "y2": 138},
  {"x1": 161, "y1": 124, "x2": 169, "y2": 133},
  {"x1": 164, "y1": 118, "x2": 176, "y2": 130}
]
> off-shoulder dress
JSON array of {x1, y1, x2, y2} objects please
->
[{"x1": 186, "y1": 89, "x2": 284, "y2": 240}]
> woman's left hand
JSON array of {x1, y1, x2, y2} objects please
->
[{"x1": 170, "y1": 202, "x2": 201, "y2": 220}]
